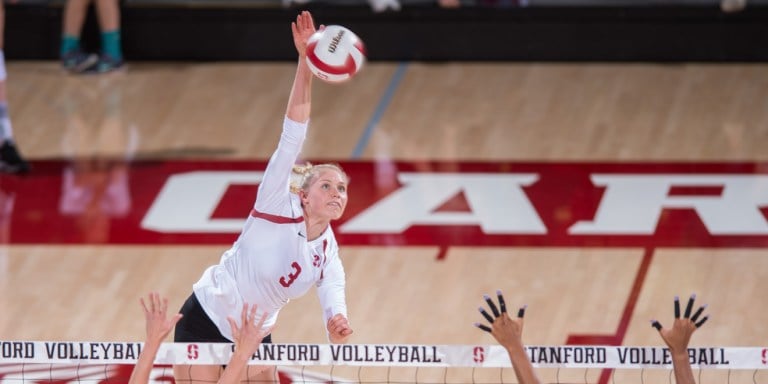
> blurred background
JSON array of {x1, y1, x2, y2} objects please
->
[{"x1": 5, "y1": 0, "x2": 767, "y2": 63}]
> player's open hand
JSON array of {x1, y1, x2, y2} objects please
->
[
  {"x1": 651, "y1": 294, "x2": 709, "y2": 355},
  {"x1": 475, "y1": 290, "x2": 527, "y2": 349},
  {"x1": 227, "y1": 303, "x2": 270, "y2": 356},
  {"x1": 140, "y1": 292, "x2": 183, "y2": 346}
]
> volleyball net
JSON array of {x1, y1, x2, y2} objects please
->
[{"x1": 1, "y1": 341, "x2": 767, "y2": 383}]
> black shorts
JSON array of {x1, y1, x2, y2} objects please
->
[{"x1": 174, "y1": 292, "x2": 272, "y2": 344}]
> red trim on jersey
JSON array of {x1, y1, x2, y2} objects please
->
[
  {"x1": 322, "y1": 239, "x2": 328, "y2": 265},
  {"x1": 250, "y1": 208, "x2": 304, "y2": 224},
  {"x1": 320, "y1": 239, "x2": 329, "y2": 280}
]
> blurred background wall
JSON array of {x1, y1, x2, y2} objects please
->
[{"x1": 6, "y1": 0, "x2": 767, "y2": 61}]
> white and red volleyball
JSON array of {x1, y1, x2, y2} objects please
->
[{"x1": 306, "y1": 25, "x2": 366, "y2": 83}]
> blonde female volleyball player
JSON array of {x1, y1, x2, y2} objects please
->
[
  {"x1": 129, "y1": 292, "x2": 269, "y2": 384},
  {"x1": 173, "y1": 10, "x2": 353, "y2": 383}
]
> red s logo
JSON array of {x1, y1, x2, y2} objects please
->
[
  {"x1": 473, "y1": 346, "x2": 485, "y2": 363},
  {"x1": 762, "y1": 348, "x2": 767, "y2": 364},
  {"x1": 187, "y1": 344, "x2": 199, "y2": 360}
]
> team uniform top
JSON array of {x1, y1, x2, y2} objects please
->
[{"x1": 193, "y1": 116, "x2": 348, "y2": 341}]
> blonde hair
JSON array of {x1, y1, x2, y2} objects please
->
[{"x1": 290, "y1": 162, "x2": 349, "y2": 194}]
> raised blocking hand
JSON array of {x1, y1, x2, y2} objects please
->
[
  {"x1": 651, "y1": 294, "x2": 709, "y2": 355},
  {"x1": 474, "y1": 290, "x2": 527, "y2": 348}
]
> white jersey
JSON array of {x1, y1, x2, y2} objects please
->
[{"x1": 193, "y1": 117, "x2": 348, "y2": 341}]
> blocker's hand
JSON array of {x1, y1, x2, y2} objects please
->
[
  {"x1": 474, "y1": 290, "x2": 527, "y2": 349},
  {"x1": 227, "y1": 303, "x2": 270, "y2": 356},
  {"x1": 140, "y1": 292, "x2": 183, "y2": 346},
  {"x1": 651, "y1": 294, "x2": 709, "y2": 355},
  {"x1": 327, "y1": 313, "x2": 353, "y2": 344}
]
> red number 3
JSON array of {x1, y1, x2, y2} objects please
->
[{"x1": 279, "y1": 261, "x2": 302, "y2": 287}]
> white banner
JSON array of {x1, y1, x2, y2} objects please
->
[{"x1": 0, "y1": 341, "x2": 766, "y2": 370}]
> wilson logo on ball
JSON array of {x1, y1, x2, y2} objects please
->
[{"x1": 306, "y1": 25, "x2": 366, "y2": 83}]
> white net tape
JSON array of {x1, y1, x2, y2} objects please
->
[
  {"x1": 1, "y1": 341, "x2": 766, "y2": 369},
  {"x1": 1, "y1": 342, "x2": 767, "y2": 383}
]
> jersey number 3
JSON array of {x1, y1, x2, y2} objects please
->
[{"x1": 279, "y1": 261, "x2": 302, "y2": 287}]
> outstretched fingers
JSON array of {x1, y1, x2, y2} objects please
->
[
  {"x1": 240, "y1": 303, "x2": 249, "y2": 327},
  {"x1": 483, "y1": 294, "x2": 501, "y2": 318},
  {"x1": 654, "y1": 294, "x2": 710, "y2": 332},
  {"x1": 139, "y1": 296, "x2": 150, "y2": 315},
  {"x1": 474, "y1": 323, "x2": 492, "y2": 333},
  {"x1": 291, "y1": 11, "x2": 317, "y2": 57},
  {"x1": 496, "y1": 290, "x2": 507, "y2": 314},
  {"x1": 140, "y1": 292, "x2": 182, "y2": 344},
  {"x1": 684, "y1": 294, "x2": 696, "y2": 319},
  {"x1": 674, "y1": 295, "x2": 680, "y2": 319},
  {"x1": 678, "y1": 294, "x2": 708, "y2": 328},
  {"x1": 476, "y1": 291, "x2": 504, "y2": 328},
  {"x1": 690, "y1": 304, "x2": 707, "y2": 323},
  {"x1": 475, "y1": 290, "x2": 527, "y2": 334},
  {"x1": 304, "y1": 11, "x2": 316, "y2": 31},
  {"x1": 478, "y1": 307, "x2": 494, "y2": 323},
  {"x1": 517, "y1": 305, "x2": 527, "y2": 319},
  {"x1": 140, "y1": 292, "x2": 165, "y2": 317}
]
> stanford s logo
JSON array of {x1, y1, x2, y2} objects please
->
[
  {"x1": 187, "y1": 344, "x2": 199, "y2": 360},
  {"x1": 473, "y1": 346, "x2": 485, "y2": 363}
]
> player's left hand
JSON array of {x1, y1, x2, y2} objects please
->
[
  {"x1": 327, "y1": 313, "x2": 353, "y2": 344},
  {"x1": 140, "y1": 292, "x2": 183, "y2": 346}
]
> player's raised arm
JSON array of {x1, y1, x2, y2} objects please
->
[
  {"x1": 286, "y1": 11, "x2": 316, "y2": 123},
  {"x1": 128, "y1": 293, "x2": 182, "y2": 384}
]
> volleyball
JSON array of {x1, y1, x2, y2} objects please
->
[{"x1": 305, "y1": 25, "x2": 366, "y2": 83}]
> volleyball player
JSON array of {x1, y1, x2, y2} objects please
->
[
  {"x1": 173, "y1": 10, "x2": 353, "y2": 383},
  {"x1": 129, "y1": 292, "x2": 268, "y2": 384}
]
